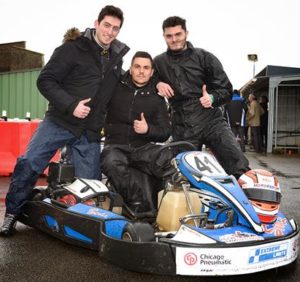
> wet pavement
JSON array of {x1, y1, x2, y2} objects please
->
[{"x1": 0, "y1": 151, "x2": 300, "y2": 282}]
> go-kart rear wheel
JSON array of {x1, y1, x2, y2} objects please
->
[{"x1": 122, "y1": 222, "x2": 154, "y2": 242}]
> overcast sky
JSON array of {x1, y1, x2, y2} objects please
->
[{"x1": 1, "y1": 0, "x2": 300, "y2": 88}]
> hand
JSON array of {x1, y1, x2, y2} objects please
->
[
  {"x1": 157, "y1": 82, "x2": 174, "y2": 98},
  {"x1": 73, "y1": 98, "x2": 91, "y2": 119},
  {"x1": 133, "y1": 112, "x2": 148, "y2": 134},
  {"x1": 199, "y1": 84, "x2": 213, "y2": 108}
]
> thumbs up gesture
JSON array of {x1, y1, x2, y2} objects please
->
[
  {"x1": 73, "y1": 98, "x2": 91, "y2": 118},
  {"x1": 199, "y1": 84, "x2": 213, "y2": 108},
  {"x1": 134, "y1": 112, "x2": 148, "y2": 134}
]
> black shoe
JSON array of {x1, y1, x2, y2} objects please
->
[{"x1": 0, "y1": 213, "x2": 18, "y2": 237}]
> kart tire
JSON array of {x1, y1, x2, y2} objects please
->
[{"x1": 122, "y1": 222, "x2": 154, "y2": 242}]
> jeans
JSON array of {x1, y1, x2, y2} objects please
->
[{"x1": 5, "y1": 117, "x2": 101, "y2": 215}]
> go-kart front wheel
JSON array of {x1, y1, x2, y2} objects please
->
[{"x1": 122, "y1": 222, "x2": 154, "y2": 242}]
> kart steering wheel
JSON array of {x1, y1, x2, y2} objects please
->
[{"x1": 150, "y1": 141, "x2": 197, "y2": 179}]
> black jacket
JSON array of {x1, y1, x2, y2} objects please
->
[
  {"x1": 154, "y1": 41, "x2": 232, "y2": 107},
  {"x1": 104, "y1": 71, "x2": 171, "y2": 147},
  {"x1": 37, "y1": 28, "x2": 129, "y2": 142}
]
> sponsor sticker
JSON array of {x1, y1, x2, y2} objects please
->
[
  {"x1": 262, "y1": 218, "x2": 288, "y2": 237},
  {"x1": 219, "y1": 231, "x2": 264, "y2": 244},
  {"x1": 184, "y1": 252, "x2": 198, "y2": 266},
  {"x1": 248, "y1": 243, "x2": 288, "y2": 264},
  {"x1": 87, "y1": 207, "x2": 110, "y2": 218},
  {"x1": 176, "y1": 233, "x2": 299, "y2": 275},
  {"x1": 176, "y1": 247, "x2": 235, "y2": 275}
]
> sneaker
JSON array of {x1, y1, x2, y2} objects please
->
[{"x1": 0, "y1": 213, "x2": 18, "y2": 237}]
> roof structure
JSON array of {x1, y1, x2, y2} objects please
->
[
  {"x1": 240, "y1": 65, "x2": 300, "y2": 96},
  {"x1": 0, "y1": 41, "x2": 44, "y2": 72}
]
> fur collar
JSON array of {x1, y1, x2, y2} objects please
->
[{"x1": 63, "y1": 27, "x2": 81, "y2": 43}]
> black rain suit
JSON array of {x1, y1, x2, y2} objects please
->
[{"x1": 154, "y1": 42, "x2": 249, "y2": 178}]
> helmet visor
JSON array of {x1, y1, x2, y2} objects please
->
[{"x1": 244, "y1": 188, "x2": 281, "y2": 203}]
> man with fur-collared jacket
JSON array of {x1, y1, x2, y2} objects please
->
[
  {"x1": 0, "y1": 5, "x2": 129, "y2": 237},
  {"x1": 101, "y1": 51, "x2": 171, "y2": 215}
]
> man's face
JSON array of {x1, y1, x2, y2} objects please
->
[
  {"x1": 130, "y1": 57, "x2": 154, "y2": 87},
  {"x1": 163, "y1": 25, "x2": 188, "y2": 51},
  {"x1": 94, "y1": 15, "x2": 121, "y2": 46}
]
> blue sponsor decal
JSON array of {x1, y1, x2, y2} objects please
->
[
  {"x1": 68, "y1": 203, "x2": 124, "y2": 220},
  {"x1": 68, "y1": 203, "x2": 127, "y2": 239},
  {"x1": 44, "y1": 215, "x2": 59, "y2": 232},
  {"x1": 64, "y1": 226, "x2": 93, "y2": 243},
  {"x1": 249, "y1": 243, "x2": 288, "y2": 264}
]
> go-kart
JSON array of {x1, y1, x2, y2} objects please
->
[{"x1": 19, "y1": 142, "x2": 299, "y2": 276}]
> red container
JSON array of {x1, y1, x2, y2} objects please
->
[{"x1": 0, "y1": 120, "x2": 59, "y2": 176}]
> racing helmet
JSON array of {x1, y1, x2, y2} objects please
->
[{"x1": 238, "y1": 169, "x2": 281, "y2": 224}]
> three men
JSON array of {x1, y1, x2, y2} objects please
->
[{"x1": 1, "y1": 13, "x2": 251, "y2": 236}]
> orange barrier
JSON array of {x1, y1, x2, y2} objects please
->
[{"x1": 0, "y1": 120, "x2": 59, "y2": 176}]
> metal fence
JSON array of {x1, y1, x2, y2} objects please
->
[{"x1": 269, "y1": 78, "x2": 300, "y2": 152}]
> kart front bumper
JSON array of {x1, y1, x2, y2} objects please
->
[{"x1": 99, "y1": 228, "x2": 299, "y2": 276}]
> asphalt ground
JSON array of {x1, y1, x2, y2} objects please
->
[{"x1": 0, "y1": 151, "x2": 300, "y2": 282}]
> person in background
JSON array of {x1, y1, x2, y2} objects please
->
[
  {"x1": 101, "y1": 51, "x2": 171, "y2": 214},
  {"x1": 259, "y1": 95, "x2": 269, "y2": 149},
  {"x1": 225, "y1": 89, "x2": 248, "y2": 152},
  {"x1": 0, "y1": 5, "x2": 129, "y2": 237},
  {"x1": 154, "y1": 16, "x2": 250, "y2": 179},
  {"x1": 247, "y1": 93, "x2": 264, "y2": 153}
]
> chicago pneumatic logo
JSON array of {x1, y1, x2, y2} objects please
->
[{"x1": 184, "y1": 252, "x2": 198, "y2": 265}]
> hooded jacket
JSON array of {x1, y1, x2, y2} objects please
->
[
  {"x1": 37, "y1": 27, "x2": 129, "y2": 142},
  {"x1": 104, "y1": 71, "x2": 171, "y2": 147}
]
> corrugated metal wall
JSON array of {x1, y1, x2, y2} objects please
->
[
  {"x1": 0, "y1": 69, "x2": 47, "y2": 119},
  {"x1": 274, "y1": 85, "x2": 300, "y2": 149}
]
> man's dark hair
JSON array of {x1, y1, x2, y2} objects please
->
[
  {"x1": 131, "y1": 51, "x2": 153, "y2": 68},
  {"x1": 97, "y1": 5, "x2": 124, "y2": 28},
  {"x1": 162, "y1": 16, "x2": 186, "y2": 31}
]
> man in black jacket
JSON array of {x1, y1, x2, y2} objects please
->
[
  {"x1": 101, "y1": 51, "x2": 171, "y2": 214},
  {"x1": 0, "y1": 5, "x2": 129, "y2": 237},
  {"x1": 154, "y1": 16, "x2": 249, "y2": 179}
]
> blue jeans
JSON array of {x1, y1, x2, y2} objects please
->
[{"x1": 5, "y1": 118, "x2": 101, "y2": 215}]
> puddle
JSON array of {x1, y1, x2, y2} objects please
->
[{"x1": 257, "y1": 160, "x2": 299, "y2": 178}]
